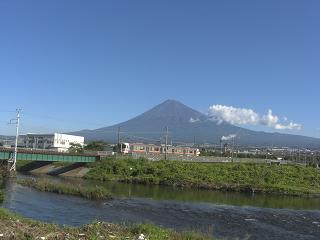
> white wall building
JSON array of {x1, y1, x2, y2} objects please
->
[{"x1": 18, "y1": 133, "x2": 84, "y2": 152}]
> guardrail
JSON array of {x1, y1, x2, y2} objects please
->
[{"x1": 0, "y1": 147, "x2": 98, "y2": 163}]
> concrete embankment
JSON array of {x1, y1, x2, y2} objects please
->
[{"x1": 18, "y1": 161, "x2": 90, "y2": 177}]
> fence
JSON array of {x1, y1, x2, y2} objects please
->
[{"x1": 130, "y1": 152, "x2": 296, "y2": 165}]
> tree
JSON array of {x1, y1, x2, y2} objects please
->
[
  {"x1": 68, "y1": 143, "x2": 84, "y2": 154},
  {"x1": 84, "y1": 141, "x2": 107, "y2": 151}
]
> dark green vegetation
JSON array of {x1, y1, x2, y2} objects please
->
[
  {"x1": 0, "y1": 191, "x2": 3, "y2": 203},
  {"x1": 0, "y1": 182, "x2": 3, "y2": 203},
  {"x1": 69, "y1": 141, "x2": 109, "y2": 153},
  {"x1": 84, "y1": 140, "x2": 108, "y2": 151},
  {"x1": 18, "y1": 179, "x2": 113, "y2": 200},
  {"x1": 86, "y1": 157, "x2": 320, "y2": 196},
  {"x1": 0, "y1": 208, "x2": 212, "y2": 240},
  {"x1": 68, "y1": 142, "x2": 84, "y2": 153}
]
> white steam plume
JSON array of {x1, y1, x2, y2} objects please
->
[
  {"x1": 221, "y1": 134, "x2": 237, "y2": 141},
  {"x1": 189, "y1": 117, "x2": 200, "y2": 123}
]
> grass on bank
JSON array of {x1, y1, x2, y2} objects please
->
[
  {"x1": 0, "y1": 190, "x2": 3, "y2": 203},
  {"x1": 85, "y1": 157, "x2": 320, "y2": 197},
  {"x1": 0, "y1": 166, "x2": 5, "y2": 203},
  {"x1": 0, "y1": 208, "x2": 213, "y2": 240},
  {"x1": 17, "y1": 179, "x2": 113, "y2": 200}
]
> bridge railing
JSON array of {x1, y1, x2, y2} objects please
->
[{"x1": 0, "y1": 147, "x2": 98, "y2": 163}]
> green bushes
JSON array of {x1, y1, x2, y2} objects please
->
[
  {"x1": 86, "y1": 157, "x2": 320, "y2": 196},
  {"x1": 0, "y1": 190, "x2": 3, "y2": 203},
  {"x1": 18, "y1": 179, "x2": 113, "y2": 200}
]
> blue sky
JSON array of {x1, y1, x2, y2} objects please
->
[{"x1": 0, "y1": 0, "x2": 319, "y2": 138}]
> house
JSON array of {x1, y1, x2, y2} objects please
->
[{"x1": 18, "y1": 133, "x2": 84, "y2": 152}]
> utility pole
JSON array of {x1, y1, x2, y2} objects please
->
[
  {"x1": 117, "y1": 126, "x2": 121, "y2": 154},
  {"x1": 193, "y1": 136, "x2": 196, "y2": 147},
  {"x1": 231, "y1": 136, "x2": 235, "y2": 161},
  {"x1": 233, "y1": 136, "x2": 237, "y2": 158},
  {"x1": 165, "y1": 126, "x2": 168, "y2": 160},
  {"x1": 8, "y1": 109, "x2": 21, "y2": 172}
]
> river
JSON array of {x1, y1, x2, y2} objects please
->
[{"x1": 1, "y1": 174, "x2": 320, "y2": 239}]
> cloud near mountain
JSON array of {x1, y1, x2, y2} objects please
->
[{"x1": 208, "y1": 105, "x2": 302, "y2": 130}]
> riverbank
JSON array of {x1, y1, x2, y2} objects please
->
[
  {"x1": 0, "y1": 167, "x2": 5, "y2": 203},
  {"x1": 85, "y1": 157, "x2": 320, "y2": 197},
  {"x1": 3, "y1": 172, "x2": 320, "y2": 239},
  {"x1": 18, "y1": 178, "x2": 113, "y2": 200},
  {"x1": 0, "y1": 208, "x2": 212, "y2": 240},
  {"x1": 0, "y1": 189, "x2": 3, "y2": 204}
]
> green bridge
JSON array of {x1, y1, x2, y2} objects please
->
[{"x1": 0, "y1": 148, "x2": 99, "y2": 163}]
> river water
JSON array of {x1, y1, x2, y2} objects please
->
[{"x1": 1, "y1": 174, "x2": 320, "y2": 240}]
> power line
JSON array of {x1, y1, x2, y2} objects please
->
[
  {"x1": 22, "y1": 112, "x2": 108, "y2": 128},
  {"x1": 0, "y1": 110, "x2": 16, "y2": 113},
  {"x1": 120, "y1": 133, "x2": 162, "y2": 143}
]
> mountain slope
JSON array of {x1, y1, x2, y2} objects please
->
[{"x1": 71, "y1": 100, "x2": 320, "y2": 148}]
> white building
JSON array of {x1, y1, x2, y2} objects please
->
[{"x1": 18, "y1": 133, "x2": 84, "y2": 152}]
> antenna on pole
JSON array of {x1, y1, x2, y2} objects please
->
[
  {"x1": 165, "y1": 126, "x2": 168, "y2": 160},
  {"x1": 8, "y1": 108, "x2": 21, "y2": 172}
]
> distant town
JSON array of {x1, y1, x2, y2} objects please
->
[{"x1": 1, "y1": 131, "x2": 319, "y2": 167}]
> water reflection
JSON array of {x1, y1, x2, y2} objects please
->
[{"x1": 21, "y1": 173, "x2": 320, "y2": 210}]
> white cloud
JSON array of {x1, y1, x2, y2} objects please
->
[
  {"x1": 189, "y1": 117, "x2": 200, "y2": 123},
  {"x1": 260, "y1": 109, "x2": 278, "y2": 127},
  {"x1": 208, "y1": 105, "x2": 302, "y2": 131},
  {"x1": 274, "y1": 122, "x2": 302, "y2": 130},
  {"x1": 209, "y1": 105, "x2": 259, "y2": 125}
]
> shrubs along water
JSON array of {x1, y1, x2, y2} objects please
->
[
  {"x1": 18, "y1": 179, "x2": 113, "y2": 200},
  {"x1": 86, "y1": 157, "x2": 320, "y2": 196}
]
